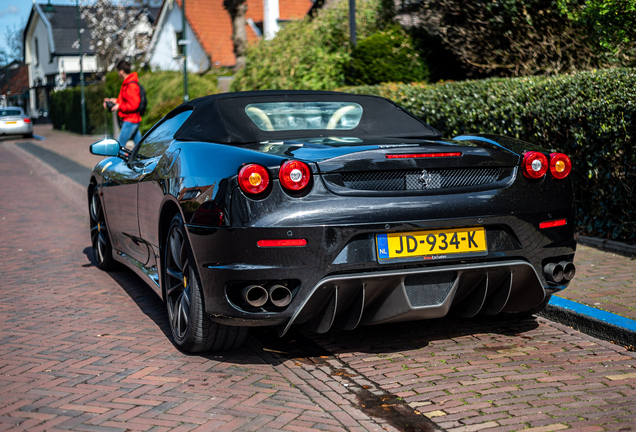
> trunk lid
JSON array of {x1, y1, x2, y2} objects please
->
[{"x1": 244, "y1": 137, "x2": 521, "y2": 195}]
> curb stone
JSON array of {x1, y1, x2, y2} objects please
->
[
  {"x1": 576, "y1": 234, "x2": 636, "y2": 257},
  {"x1": 539, "y1": 304, "x2": 636, "y2": 350}
]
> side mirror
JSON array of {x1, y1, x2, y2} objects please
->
[{"x1": 90, "y1": 138, "x2": 122, "y2": 157}]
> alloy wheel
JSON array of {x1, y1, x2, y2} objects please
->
[
  {"x1": 90, "y1": 189, "x2": 109, "y2": 266},
  {"x1": 165, "y1": 225, "x2": 191, "y2": 340}
]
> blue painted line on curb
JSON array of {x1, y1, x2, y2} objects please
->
[{"x1": 550, "y1": 296, "x2": 636, "y2": 332}]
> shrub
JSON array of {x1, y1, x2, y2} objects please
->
[
  {"x1": 50, "y1": 71, "x2": 218, "y2": 136},
  {"x1": 231, "y1": 0, "x2": 384, "y2": 91},
  {"x1": 347, "y1": 68, "x2": 636, "y2": 242},
  {"x1": 347, "y1": 25, "x2": 429, "y2": 85}
]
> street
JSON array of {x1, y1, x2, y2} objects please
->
[{"x1": 1, "y1": 127, "x2": 636, "y2": 431}]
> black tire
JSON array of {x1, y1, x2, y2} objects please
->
[
  {"x1": 163, "y1": 214, "x2": 248, "y2": 353},
  {"x1": 23, "y1": 133, "x2": 33, "y2": 139},
  {"x1": 89, "y1": 187, "x2": 116, "y2": 270}
]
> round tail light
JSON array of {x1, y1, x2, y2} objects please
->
[
  {"x1": 279, "y1": 160, "x2": 311, "y2": 191},
  {"x1": 522, "y1": 151, "x2": 549, "y2": 179},
  {"x1": 238, "y1": 164, "x2": 270, "y2": 195},
  {"x1": 549, "y1": 153, "x2": 572, "y2": 180}
]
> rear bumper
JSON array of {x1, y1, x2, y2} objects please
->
[
  {"x1": 0, "y1": 123, "x2": 32, "y2": 135},
  {"x1": 186, "y1": 213, "x2": 575, "y2": 331},
  {"x1": 279, "y1": 259, "x2": 546, "y2": 336},
  {"x1": 186, "y1": 165, "x2": 575, "y2": 331}
]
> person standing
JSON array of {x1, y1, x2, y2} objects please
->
[{"x1": 104, "y1": 60, "x2": 142, "y2": 146}]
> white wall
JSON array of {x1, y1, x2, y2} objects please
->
[
  {"x1": 26, "y1": 14, "x2": 56, "y2": 85},
  {"x1": 148, "y1": 2, "x2": 210, "y2": 73}
]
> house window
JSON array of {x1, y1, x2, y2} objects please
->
[
  {"x1": 34, "y1": 37, "x2": 39, "y2": 66},
  {"x1": 174, "y1": 31, "x2": 184, "y2": 57},
  {"x1": 135, "y1": 33, "x2": 148, "y2": 51}
]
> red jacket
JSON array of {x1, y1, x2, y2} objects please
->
[{"x1": 117, "y1": 72, "x2": 142, "y2": 124}]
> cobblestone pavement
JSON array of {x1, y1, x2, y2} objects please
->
[
  {"x1": 1, "y1": 129, "x2": 636, "y2": 431},
  {"x1": 557, "y1": 246, "x2": 636, "y2": 321}
]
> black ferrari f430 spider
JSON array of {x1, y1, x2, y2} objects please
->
[{"x1": 89, "y1": 90, "x2": 576, "y2": 352}]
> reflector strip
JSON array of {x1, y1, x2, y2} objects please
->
[
  {"x1": 257, "y1": 239, "x2": 307, "y2": 247},
  {"x1": 540, "y1": 219, "x2": 567, "y2": 229},
  {"x1": 386, "y1": 152, "x2": 462, "y2": 159}
]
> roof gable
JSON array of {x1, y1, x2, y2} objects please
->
[{"x1": 24, "y1": 3, "x2": 95, "y2": 56}]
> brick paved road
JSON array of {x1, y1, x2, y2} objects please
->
[
  {"x1": 2, "y1": 131, "x2": 636, "y2": 431},
  {"x1": 0, "y1": 144, "x2": 406, "y2": 432}
]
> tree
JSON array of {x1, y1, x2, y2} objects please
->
[
  {"x1": 79, "y1": 0, "x2": 139, "y2": 71},
  {"x1": 223, "y1": 0, "x2": 248, "y2": 71},
  {"x1": 414, "y1": 0, "x2": 601, "y2": 77},
  {"x1": 558, "y1": 0, "x2": 636, "y2": 63},
  {"x1": 3, "y1": 23, "x2": 25, "y2": 62}
]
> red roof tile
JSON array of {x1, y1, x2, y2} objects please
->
[
  {"x1": 1, "y1": 66, "x2": 29, "y2": 96},
  {"x1": 174, "y1": 0, "x2": 313, "y2": 67}
]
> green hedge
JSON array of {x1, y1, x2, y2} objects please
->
[
  {"x1": 347, "y1": 68, "x2": 636, "y2": 243},
  {"x1": 347, "y1": 25, "x2": 429, "y2": 85},
  {"x1": 50, "y1": 71, "x2": 218, "y2": 136}
]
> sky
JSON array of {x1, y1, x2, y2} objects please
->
[{"x1": 0, "y1": 0, "x2": 80, "y2": 63}]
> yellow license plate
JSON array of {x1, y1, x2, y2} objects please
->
[
  {"x1": 376, "y1": 227, "x2": 487, "y2": 261},
  {"x1": 5, "y1": 121, "x2": 17, "y2": 124}
]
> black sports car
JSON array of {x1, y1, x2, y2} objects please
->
[{"x1": 89, "y1": 90, "x2": 576, "y2": 352}]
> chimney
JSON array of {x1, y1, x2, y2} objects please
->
[{"x1": 263, "y1": 0, "x2": 280, "y2": 40}]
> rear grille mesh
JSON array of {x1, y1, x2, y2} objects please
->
[
  {"x1": 404, "y1": 271, "x2": 457, "y2": 307},
  {"x1": 337, "y1": 168, "x2": 500, "y2": 191}
]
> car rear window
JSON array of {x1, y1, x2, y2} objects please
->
[
  {"x1": 245, "y1": 102, "x2": 363, "y2": 131},
  {"x1": 1, "y1": 110, "x2": 22, "y2": 117}
]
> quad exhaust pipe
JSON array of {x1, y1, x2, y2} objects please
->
[
  {"x1": 543, "y1": 261, "x2": 576, "y2": 284},
  {"x1": 240, "y1": 283, "x2": 293, "y2": 308},
  {"x1": 268, "y1": 284, "x2": 293, "y2": 307},
  {"x1": 241, "y1": 285, "x2": 268, "y2": 308}
]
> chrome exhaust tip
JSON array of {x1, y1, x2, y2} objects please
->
[
  {"x1": 241, "y1": 285, "x2": 268, "y2": 307},
  {"x1": 544, "y1": 262, "x2": 564, "y2": 284},
  {"x1": 559, "y1": 261, "x2": 576, "y2": 281},
  {"x1": 268, "y1": 284, "x2": 292, "y2": 307}
]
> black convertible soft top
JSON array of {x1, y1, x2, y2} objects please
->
[{"x1": 172, "y1": 90, "x2": 441, "y2": 144}]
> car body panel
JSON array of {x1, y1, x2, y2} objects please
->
[{"x1": 88, "y1": 91, "x2": 576, "y2": 339}]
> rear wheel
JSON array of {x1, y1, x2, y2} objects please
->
[
  {"x1": 163, "y1": 214, "x2": 248, "y2": 353},
  {"x1": 89, "y1": 187, "x2": 115, "y2": 270}
]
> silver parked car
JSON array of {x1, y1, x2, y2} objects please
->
[{"x1": 0, "y1": 107, "x2": 33, "y2": 138}]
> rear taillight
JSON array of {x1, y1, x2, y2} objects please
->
[
  {"x1": 238, "y1": 164, "x2": 270, "y2": 195},
  {"x1": 279, "y1": 160, "x2": 311, "y2": 191},
  {"x1": 549, "y1": 153, "x2": 571, "y2": 179},
  {"x1": 23, "y1": 118, "x2": 31, "y2": 123},
  {"x1": 522, "y1": 151, "x2": 548, "y2": 179}
]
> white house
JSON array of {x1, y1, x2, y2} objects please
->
[
  {"x1": 23, "y1": 2, "x2": 99, "y2": 118},
  {"x1": 146, "y1": 0, "x2": 313, "y2": 72},
  {"x1": 23, "y1": 2, "x2": 160, "y2": 119},
  {"x1": 122, "y1": 8, "x2": 161, "y2": 63},
  {"x1": 145, "y1": 0, "x2": 211, "y2": 73}
]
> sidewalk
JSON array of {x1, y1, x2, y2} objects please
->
[{"x1": 17, "y1": 124, "x2": 636, "y2": 345}]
